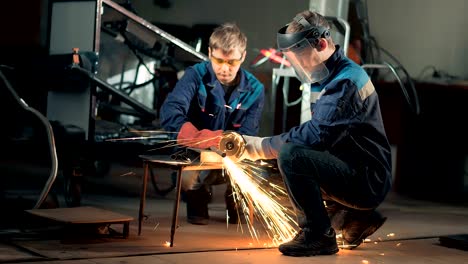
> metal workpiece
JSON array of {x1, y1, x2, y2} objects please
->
[{"x1": 209, "y1": 146, "x2": 227, "y2": 158}]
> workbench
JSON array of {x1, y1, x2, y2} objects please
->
[{"x1": 138, "y1": 155, "x2": 223, "y2": 247}]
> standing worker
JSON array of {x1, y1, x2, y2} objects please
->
[
  {"x1": 236, "y1": 10, "x2": 391, "y2": 256},
  {"x1": 160, "y1": 23, "x2": 265, "y2": 225}
]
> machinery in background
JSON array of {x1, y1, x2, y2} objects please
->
[{"x1": 0, "y1": 0, "x2": 211, "y2": 210}]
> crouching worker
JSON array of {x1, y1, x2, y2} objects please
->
[
  {"x1": 236, "y1": 10, "x2": 392, "y2": 256},
  {"x1": 160, "y1": 23, "x2": 265, "y2": 225}
]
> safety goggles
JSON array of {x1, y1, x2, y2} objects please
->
[{"x1": 210, "y1": 54, "x2": 243, "y2": 67}]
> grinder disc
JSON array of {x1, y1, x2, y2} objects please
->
[{"x1": 219, "y1": 131, "x2": 245, "y2": 160}]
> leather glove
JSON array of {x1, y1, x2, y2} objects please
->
[
  {"x1": 239, "y1": 135, "x2": 277, "y2": 161},
  {"x1": 177, "y1": 122, "x2": 223, "y2": 149}
]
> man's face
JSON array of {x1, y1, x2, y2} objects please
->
[
  {"x1": 283, "y1": 40, "x2": 328, "y2": 84},
  {"x1": 209, "y1": 48, "x2": 245, "y2": 85},
  {"x1": 285, "y1": 44, "x2": 321, "y2": 72}
]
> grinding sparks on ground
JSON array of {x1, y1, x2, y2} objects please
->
[
  {"x1": 340, "y1": 243, "x2": 358, "y2": 249},
  {"x1": 222, "y1": 158, "x2": 299, "y2": 246},
  {"x1": 164, "y1": 241, "x2": 171, "y2": 247},
  {"x1": 336, "y1": 233, "x2": 358, "y2": 249},
  {"x1": 119, "y1": 171, "x2": 136, "y2": 177},
  {"x1": 153, "y1": 222, "x2": 159, "y2": 231}
]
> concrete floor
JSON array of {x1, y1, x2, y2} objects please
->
[{"x1": 1, "y1": 162, "x2": 467, "y2": 264}]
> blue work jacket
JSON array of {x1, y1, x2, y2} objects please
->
[
  {"x1": 160, "y1": 61, "x2": 264, "y2": 136},
  {"x1": 267, "y1": 46, "x2": 392, "y2": 201}
]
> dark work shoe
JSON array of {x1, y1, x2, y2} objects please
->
[
  {"x1": 278, "y1": 228, "x2": 339, "y2": 257},
  {"x1": 341, "y1": 210, "x2": 387, "y2": 249},
  {"x1": 186, "y1": 188, "x2": 211, "y2": 225},
  {"x1": 187, "y1": 215, "x2": 209, "y2": 225},
  {"x1": 186, "y1": 202, "x2": 209, "y2": 225}
]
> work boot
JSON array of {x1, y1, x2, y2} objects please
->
[
  {"x1": 185, "y1": 187, "x2": 211, "y2": 225},
  {"x1": 341, "y1": 210, "x2": 387, "y2": 249},
  {"x1": 279, "y1": 228, "x2": 339, "y2": 256}
]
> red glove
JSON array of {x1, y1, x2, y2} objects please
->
[{"x1": 177, "y1": 122, "x2": 223, "y2": 149}]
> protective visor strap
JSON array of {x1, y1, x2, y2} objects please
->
[{"x1": 294, "y1": 15, "x2": 312, "y2": 29}]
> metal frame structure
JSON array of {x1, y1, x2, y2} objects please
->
[{"x1": 101, "y1": 0, "x2": 208, "y2": 62}]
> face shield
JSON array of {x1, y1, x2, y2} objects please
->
[{"x1": 277, "y1": 23, "x2": 330, "y2": 84}]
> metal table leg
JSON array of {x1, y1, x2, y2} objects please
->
[
  {"x1": 170, "y1": 167, "x2": 183, "y2": 247},
  {"x1": 138, "y1": 161, "x2": 149, "y2": 235}
]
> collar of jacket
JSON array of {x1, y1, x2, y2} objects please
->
[
  {"x1": 317, "y1": 44, "x2": 344, "y2": 86},
  {"x1": 196, "y1": 61, "x2": 255, "y2": 112},
  {"x1": 204, "y1": 61, "x2": 251, "y2": 93}
]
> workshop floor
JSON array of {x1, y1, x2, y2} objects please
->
[{"x1": 1, "y1": 162, "x2": 467, "y2": 264}]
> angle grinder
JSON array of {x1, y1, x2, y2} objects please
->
[{"x1": 218, "y1": 131, "x2": 246, "y2": 161}]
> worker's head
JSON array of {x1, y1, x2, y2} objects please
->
[
  {"x1": 208, "y1": 23, "x2": 247, "y2": 85},
  {"x1": 277, "y1": 10, "x2": 334, "y2": 84}
]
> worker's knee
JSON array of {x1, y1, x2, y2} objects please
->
[{"x1": 278, "y1": 143, "x2": 299, "y2": 159}]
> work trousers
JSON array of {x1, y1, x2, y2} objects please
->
[
  {"x1": 277, "y1": 143, "x2": 381, "y2": 235},
  {"x1": 181, "y1": 169, "x2": 226, "y2": 191}
]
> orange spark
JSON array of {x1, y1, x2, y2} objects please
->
[{"x1": 222, "y1": 158, "x2": 299, "y2": 246}]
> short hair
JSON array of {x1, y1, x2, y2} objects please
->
[
  {"x1": 286, "y1": 10, "x2": 333, "y2": 45},
  {"x1": 209, "y1": 23, "x2": 247, "y2": 54}
]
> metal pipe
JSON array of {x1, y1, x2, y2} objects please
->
[{"x1": 209, "y1": 146, "x2": 226, "y2": 158}]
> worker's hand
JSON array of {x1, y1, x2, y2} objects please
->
[
  {"x1": 239, "y1": 135, "x2": 276, "y2": 161},
  {"x1": 177, "y1": 122, "x2": 223, "y2": 149}
]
